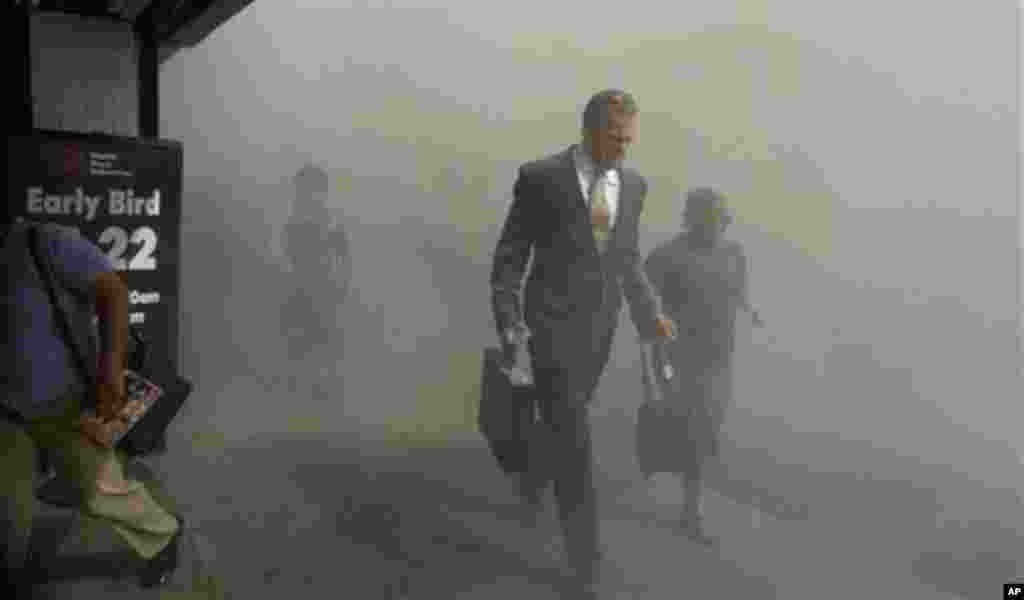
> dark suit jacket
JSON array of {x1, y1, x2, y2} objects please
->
[{"x1": 490, "y1": 145, "x2": 663, "y2": 371}]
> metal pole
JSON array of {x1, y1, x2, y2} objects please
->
[
  {"x1": 136, "y1": 18, "x2": 159, "y2": 139},
  {"x1": 10, "y1": 0, "x2": 34, "y2": 135}
]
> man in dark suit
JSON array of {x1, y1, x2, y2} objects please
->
[
  {"x1": 279, "y1": 163, "x2": 351, "y2": 397},
  {"x1": 490, "y1": 89, "x2": 677, "y2": 595}
]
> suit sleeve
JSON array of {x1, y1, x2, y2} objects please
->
[
  {"x1": 619, "y1": 177, "x2": 665, "y2": 339},
  {"x1": 490, "y1": 166, "x2": 537, "y2": 337},
  {"x1": 643, "y1": 246, "x2": 668, "y2": 297},
  {"x1": 733, "y1": 243, "x2": 750, "y2": 308},
  {"x1": 283, "y1": 222, "x2": 298, "y2": 268}
]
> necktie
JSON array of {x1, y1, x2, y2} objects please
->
[{"x1": 590, "y1": 169, "x2": 611, "y2": 253}]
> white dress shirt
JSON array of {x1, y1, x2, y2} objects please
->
[{"x1": 574, "y1": 145, "x2": 620, "y2": 230}]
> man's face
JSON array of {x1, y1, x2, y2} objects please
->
[
  {"x1": 588, "y1": 111, "x2": 636, "y2": 169},
  {"x1": 293, "y1": 184, "x2": 329, "y2": 221},
  {"x1": 685, "y1": 203, "x2": 724, "y2": 238},
  {"x1": 296, "y1": 183, "x2": 327, "y2": 203}
]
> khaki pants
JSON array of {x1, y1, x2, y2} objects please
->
[{"x1": 1, "y1": 398, "x2": 179, "y2": 582}]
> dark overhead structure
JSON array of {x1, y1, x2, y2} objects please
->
[
  {"x1": 30, "y1": 0, "x2": 256, "y2": 61},
  {"x1": 8, "y1": 0, "x2": 256, "y2": 137}
]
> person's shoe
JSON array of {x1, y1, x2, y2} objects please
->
[
  {"x1": 311, "y1": 381, "x2": 331, "y2": 402},
  {"x1": 140, "y1": 514, "x2": 183, "y2": 588},
  {"x1": 35, "y1": 475, "x2": 80, "y2": 508},
  {"x1": 678, "y1": 515, "x2": 715, "y2": 547},
  {"x1": 517, "y1": 474, "x2": 545, "y2": 527},
  {"x1": 572, "y1": 582, "x2": 600, "y2": 600},
  {"x1": 5, "y1": 583, "x2": 38, "y2": 600},
  {"x1": 519, "y1": 499, "x2": 544, "y2": 529},
  {"x1": 566, "y1": 564, "x2": 600, "y2": 599}
]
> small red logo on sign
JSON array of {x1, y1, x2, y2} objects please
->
[{"x1": 63, "y1": 145, "x2": 82, "y2": 176}]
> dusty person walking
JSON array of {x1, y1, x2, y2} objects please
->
[{"x1": 642, "y1": 187, "x2": 763, "y2": 545}]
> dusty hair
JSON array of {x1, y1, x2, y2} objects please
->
[
  {"x1": 293, "y1": 163, "x2": 329, "y2": 193},
  {"x1": 582, "y1": 89, "x2": 638, "y2": 132},
  {"x1": 685, "y1": 187, "x2": 732, "y2": 228}
]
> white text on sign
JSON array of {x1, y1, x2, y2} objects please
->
[
  {"x1": 24, "y1": 187, "x2": 161, "y2": 222},
  {"x1": 109, "y1": 189, "x2": 161, "y2": 217},
  {"x1": 98, "y1": 226, "x2": 159, "y2": 271},
  {"x1": 129, "y1": 290, "x2": 161, "y2": 305}
]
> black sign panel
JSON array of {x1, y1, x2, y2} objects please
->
[{"x1": 6, "y1": 130, "x2": 183, "y2": 370}]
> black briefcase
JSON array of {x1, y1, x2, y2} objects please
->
[
  {"x1": 634, "y1": 341, "x2": 717, "y2": 477},
  {"x1": 635, "y1": 341, "x2": 685, "y2": 478},
  {"x1": 478, "y1": 347, "x2": 537, "y2": 475}
]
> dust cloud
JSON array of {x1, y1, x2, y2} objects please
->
[{"x1": 157, "y1": 1, "x2": 1020, "y2": 596}]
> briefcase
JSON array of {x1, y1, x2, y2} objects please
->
[
  {"x1": 636, "y1": 400, "x2": 683, "y2": 478},
  {"x1": 478, "y1": 346, "x2": 537, "y2": 475},
  {"x1": 635, "y1": 341, "x2": 686, "y2": 477},
  {"x1": 634, "y1": 341, "x2": 718, "y2": 477}
]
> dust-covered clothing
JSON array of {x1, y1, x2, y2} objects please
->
[
  {"x1": 281, "y1": 218, "x2": 351, "y2": 359},
  {"x1": 643, "y1": 233, "x2": 748, "y2": 470}
]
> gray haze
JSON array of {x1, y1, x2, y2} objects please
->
[{"x1": 153, "y1": 1, "x2": 1020, "y2": 597}]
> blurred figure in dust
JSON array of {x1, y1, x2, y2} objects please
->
[
  {"x1": 279, "y1": 163, "x2": 351, "y2": 399},
  {"x1": 643, "y1": 187, "x2": 763, "y2": 545}
]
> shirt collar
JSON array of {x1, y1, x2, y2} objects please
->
[{"x1": 574, "y1": 145, "x2": 619, "y2": 184}]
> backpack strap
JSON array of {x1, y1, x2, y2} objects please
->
[{"x1": 0, "y1": 224, "x2": 9, "y2": 249}]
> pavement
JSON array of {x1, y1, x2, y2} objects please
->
[{"x1": 20, "y1": 356, "x2": 1021, "y2": 599}]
